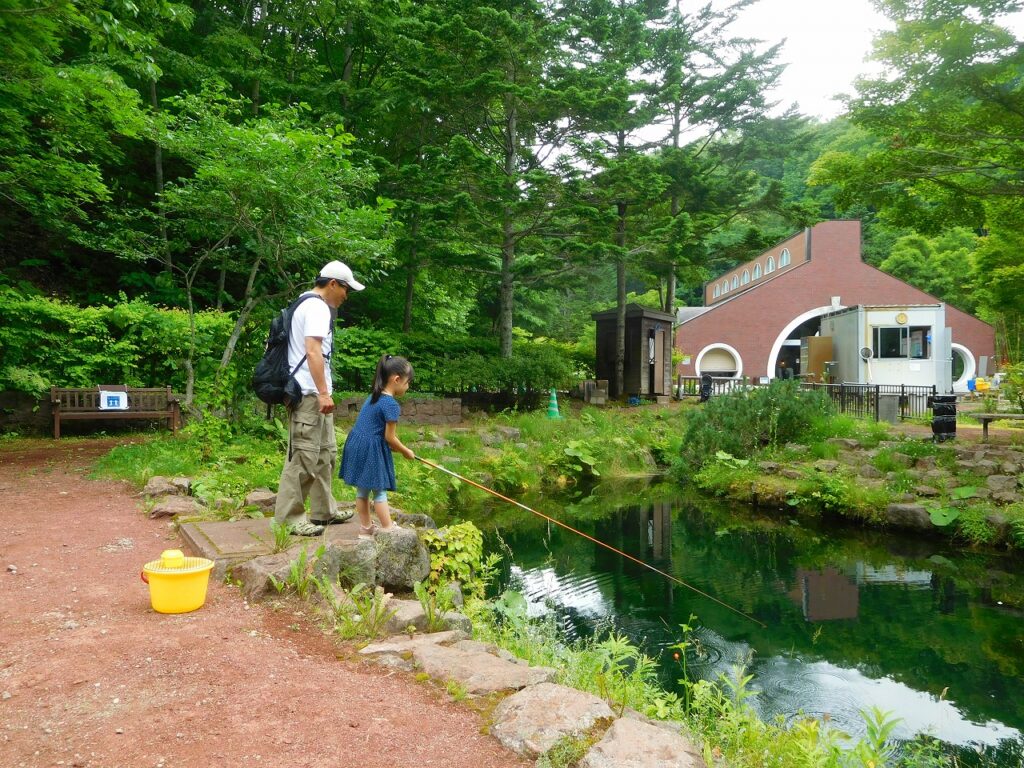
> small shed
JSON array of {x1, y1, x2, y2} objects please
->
[{"x1": 592, "y1": 304, "x2": 675, "y2": 398}]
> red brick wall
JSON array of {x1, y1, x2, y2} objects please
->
[{"x1": 678, "y1": 220, "x2": 995, "y2": 379}]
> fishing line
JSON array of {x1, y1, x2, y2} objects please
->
[{"x1": 415, "y1": 456, "x2": 765, "y2": 628}]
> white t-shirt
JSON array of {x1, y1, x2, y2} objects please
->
[{"x1": 287, "y1": 292, "x2": 333, "y2": 395}]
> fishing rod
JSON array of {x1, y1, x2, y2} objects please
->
[{"x1": 415, "y1": 456, "x2": 765, "y2": 628}]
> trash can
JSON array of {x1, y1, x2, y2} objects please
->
[
  {"x1": 931, "y1": 394, "x2": 957, "y2": 442},
  {"x1": 878, "y1": 394, "x2": 900, "y2": 424},
  {"x1": 699, "y1": 373, "x2": 713, "y2": 403}
]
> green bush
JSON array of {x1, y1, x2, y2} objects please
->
[
  {"x1": 681, "y1": 381, "x2": 833, "y2": 469},
  {"x1": 0, "y1": 287, "x2": 235, "y2": 396}
]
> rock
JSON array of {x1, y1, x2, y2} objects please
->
[
  {"x1": 170, "y1": 477, "x2": 191, "y2": 494},
  {"x1": 359, "y1": 630, "x2": 468, "y2": 657},
  {"x1": 986, "y1": 513, "x2": 1011, "y2": 542},
  {"x1": 859, "y1": 465, "x2": 883, "y2": 479},
  {"x1": 148, "y1": 496, "x2": 202, "y2": 519},
  {"x1": 312, "y1": 538, "x2": 376, "y2": 589},
  {"x1": 231, "y1": 551, "x2": 299, "y2": 601},
  {"x1": 890, "y1": 453, "x2": 914, "y2": 468},
  {"x1": 1000, "y1": 462, "x2": 1021, "y2": 476},
  {"x1": 1, "y1": 691, "x2": 10, "y2": 700},
  {"x1": 392, "y1": 511, "x2": 437, "y2": 529},
  {"x1": 373, "y1": 528, "x2": 430, "y2": 590},
  {"x1": 496, "y1": 426, "x2": 522, "y2": 440},
  {"x1": 914, "y1": 486, "x2": 941, "y2": 497},
  {"x1": 757, "y1": 461, "x2": 779, "y2": 475},
  {"x1": 384, "y1": 599, "x2": 428, "y2": 635},
  {"x1": 491, "y1": 682, "x2": 615, "y2": 758},
  {"x1": 441, "y1": 611, "x2": 472, "y2": 634},
  {"x1": 812, "y1": 460, "x2": 839, "y2": 473},
  {"x1": 444, "y1": 581, "x2": 465, "y2": 609},
  {"x1": 244, "y1": 489, "x2": 276, "y2": 510},
  {"x1": 885, "y1": 503, "x2": 933, "y2": 531},
  {"x1": 439, "y1": 456, "x2": 462, "y2": 465},
  {"x1": 142, "y1": 476, "x2": 182, "y2": 497},
  {"x1": 580, "y1": 717, "x2": 707, "y2": 768},
  {"x1": 923, "y1": 469, "x2": 951, "y2": 485},
  {"x1": 784, "y1": 443, "x2": 808, "y2": 454},
  {"x1": 6, "y1": 564, "x2": 15, "y2": 574},
  {"x1": 987, "y1": 475, "x2": 1019, "y2": 493},
  {"x1": 480, "y1": 433, "x2": 504, "y2": 447},
  {"x1": 826, "y1": 438, "x2": 860, "y2": 450},
  {"x1": 780, "y1": 468, "x2": 803, "y2": 480},
  {"x1": 914, "y1": 456, "x2": 937, "y2": 470},
  {"x1": 413, "y1": 643, "x2": 556, "y2": 695},
  {"x1": 974, "y1": 460, "x2": 999, "y2": 476},
  {"x1": 992, "y1": 491, "x2": 1020, "y2": 505}
]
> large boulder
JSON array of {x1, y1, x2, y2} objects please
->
[
  {"x1": 491, "y1": 682, "x2": 614, "y2": 758},
  {"x1": 412, "y1": 642, "x2": 555, "y2": 695},
  {"x1": 148, "y1": 495, "x2": 202, "y2": 519},
  {"x1": 143, "y1": 476, "x2": 190, "y2": 497},
  {"x1": 373, "y1": 528, "x2": 430, "y2": 589},
  {"x1": 884, "y1": 503, "x2": 933, "y2": 531},
  {"x1": 231, "y1": 550, "x2": 300, "y2": 601},
  {"x1": 580, "y1": 717, "x2": 707, "y2": 768},
  {"x1": 312, "y1": 538, "x2": 376, "y2": 588}
]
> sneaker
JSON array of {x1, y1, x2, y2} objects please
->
[
  {"x1": 290, "y1": 520, "x2": 325, "y2": 537},
  {"x1": 357, "y1": 523, "x2": 379, "y2": 540},
  {"x1": 310, "y1": 508, "x2": 355, "y2": 526}
]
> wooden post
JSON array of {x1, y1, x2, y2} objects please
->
[{"x1": 51, "y1": 387, "x2": 61, "y2": 439}]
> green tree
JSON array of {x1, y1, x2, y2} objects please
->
[{"x1": 150, "y1": 92, "x2": 391, "y2": 401}]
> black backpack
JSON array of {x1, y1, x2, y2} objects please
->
[{"x1": 252, "y1": 294, "x2": 330, "y2": 406}]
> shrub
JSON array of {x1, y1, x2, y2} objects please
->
[{"x1": 681, "y1": 381, "x2": 833, "y2": 469}]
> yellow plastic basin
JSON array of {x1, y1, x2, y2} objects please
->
[{"x1": 141, "y1": 549, "x2": 215, "y2": 614}]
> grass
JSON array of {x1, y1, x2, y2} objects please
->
[{"x1": 468, "y1": 599, "x2": 953, "y2": 768}]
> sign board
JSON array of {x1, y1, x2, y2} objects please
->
[{"x1": 99, "y1": 391, "x2": 129, "y2": 411}]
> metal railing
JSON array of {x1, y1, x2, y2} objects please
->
[
  {"x1": 677, "y1": 375, "x2": 937, "y2": 421},
  {"x1": 800, "y1": 382, "x2": 936, "y2": 421}
]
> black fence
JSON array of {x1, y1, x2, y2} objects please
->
[
  {"x1": 801, "y1": 383, "x2": 937, "y2": 421},
  {"x1": 677, "y1": 376, "x2": 938, "y2": 422}
]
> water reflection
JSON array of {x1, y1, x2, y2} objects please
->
[{"x1": 458, "y1": 488, "x2": 1024, "y2": 762}]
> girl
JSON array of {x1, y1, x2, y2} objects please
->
[{"x1": 339, "y1": 355, "x2": 416, "y2": 537}]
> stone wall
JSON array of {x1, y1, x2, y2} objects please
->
[{"x1": 336, "y1": 396, "x2": 462, "y2": 425}]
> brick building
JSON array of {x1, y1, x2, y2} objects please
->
[{"x1": 674, "y1": 220, "x2": 995, "y2": 392}]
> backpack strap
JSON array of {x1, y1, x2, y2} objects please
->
[{"x1": 286, "y1": 293, "x2": 334, "y2": 379}]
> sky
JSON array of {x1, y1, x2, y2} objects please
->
[{"x1": 724, "y1": 0, "x2": 1024, "y2": 121}]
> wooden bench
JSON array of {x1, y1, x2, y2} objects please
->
[
  {"x1": 50, "y1": 386, "x2": 181, "y2": 439},
  {"x1": 970, "y1": 412, "x2": 1024, "y2": 443}
]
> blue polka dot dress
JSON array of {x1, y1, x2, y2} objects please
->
[{"x1": 340, "y1": 394, "x2": 401, "y2": 491}]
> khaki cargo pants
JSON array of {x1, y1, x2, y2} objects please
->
[{"x1": 274, "y1": 394, "x2": 338, "y2": 526}]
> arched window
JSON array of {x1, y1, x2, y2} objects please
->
[
  {"x1": 721, "y1": 280, "x2": 728, "y2": 293},
  {"x1": 731, "y1": 275, "x2": 739, "y2": 290},
  {"x1": 780, "y1": 248, "x2": 791, "y2": 267},
  {"x1": 713, "y1": 284, "x2": 720, "y2": 298},
  {"x1": 741, "y1": 269, "x2": 750, "y2": 285},
  {"x1": 753, "y1": 263, "x2": 762, "y2": 279},
  {"x1": 766, "y1": 256, "x2": 776, "y2": 273}
]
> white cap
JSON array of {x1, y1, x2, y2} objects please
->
[{"x1": 319, "y1": 260, "x2": 365, "y2": 291}]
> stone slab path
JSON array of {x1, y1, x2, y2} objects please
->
[{"x1": 0, "y1": 439, "x2": 529, "y2": 768}]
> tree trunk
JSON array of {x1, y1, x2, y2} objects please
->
[
  {"x1": 498, "y1": 91, "x2": 518, "y2": 359},
  {"x1": 665, "y1": 193, "x2": 679, "y2": 314},
  {"x1": 403, "y1": 218, "x2": 420, "y2": 332},
  {"x1": 149, "y1": 79, "x2": 170, "y2": 272},
  {"x1": 615, "y1": 203, "x2": 627, "y2": 399},
  {"x1": 218, "y1": 257, "x2": 263, "y2": 373},
  {"x1": 403, "y1": 255, "x2": 416, "y2": 333},
  {"x1": 216, "y1": 246, "x2": 228, "y2": 311}
]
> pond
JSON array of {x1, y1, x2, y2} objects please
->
[{"x1": 438, "y1": 481, "x2": 1024, "y2": 766}]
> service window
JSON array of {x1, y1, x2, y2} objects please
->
[
  {"x1": 872, "y1": 326, "x2": 932, "y2": 359},
  {"x1": 909, "y1": 326, "x2": 930, "y2": 359},
  {"x1": 873, "y1": 327, "x2": 907, "y2": 358}
]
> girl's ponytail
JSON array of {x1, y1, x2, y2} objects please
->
[{"x1": 370, "y1": 354, "x2": 414, "y2": 403}]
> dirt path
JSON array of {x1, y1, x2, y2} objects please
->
[{"x1": 0, "y1": 440, "x2": 529, "y2": 768}]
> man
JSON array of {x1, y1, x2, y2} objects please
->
[{"x1": 275, "y1": 261, "x2": 365, "y2": 535}]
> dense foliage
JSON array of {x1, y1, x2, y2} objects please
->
[{"x1": 680, "y1": 380, "x2": 834, "y2": 469}]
